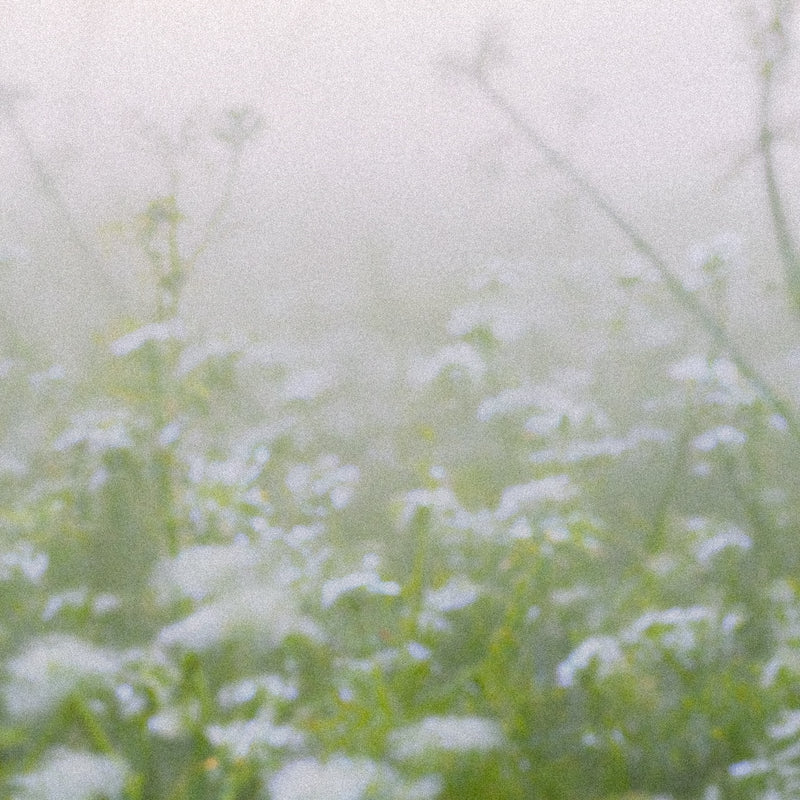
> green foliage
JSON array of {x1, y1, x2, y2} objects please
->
[
  {"x1": 3, "y1": 17, "x2": 800, "y2": 795},
  {"x1": 1, "y1": 237, "x2": 799, "y2": 799}
]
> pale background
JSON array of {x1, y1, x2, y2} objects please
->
[{"x1": 0, "y1": 0, "x2": 796, "y2": 350}]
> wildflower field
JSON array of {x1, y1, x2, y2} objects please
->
[
  {"x1": 3, "y1": 8, "x2": 800, "y2": 800},
  {"x1": 3, "y1": 228, "x2": 800, "y2": 800}
]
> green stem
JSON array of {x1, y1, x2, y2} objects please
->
[
  {"x1": 70, "y1": 695, "x2": 115, "y2": 755},
  {"x1": 401, "y1": 505, "x2": 432, "y2": 636},
  {"x1": 470, "y1": 75, "x2": 800, "y2": 443},
  {"x1": 187, "y1": 148, "x2": 243, "y2": 271},
  {"x1": 759, "y1": 61, "x2": 800, "y2": 316},
  {"x1": 3, "y1": 112, "x2": 117, "y2": 305},
  {"x1": 647, "y1": 403, "x2": 697, "y2": 552}
]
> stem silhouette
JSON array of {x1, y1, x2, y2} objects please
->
[{"x1": 461, "y1": 53, "x2": 800, "y2": 442}]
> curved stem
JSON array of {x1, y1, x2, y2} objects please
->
[
  {"x1": 4, "y1": 114, "x2": 117, "y2": 305},
  {"x1": 470, "y1": 74, "x2": 800, "y2": 442},
  {"x1": 70, "y1": 695, "x2": 115, "y2": 755},
  {"x1": 187, "y1": 147, "x2": 243, "y2": 270},
  {"x1": 759, "y1": 61, "x2": 800, "y2": 315}
]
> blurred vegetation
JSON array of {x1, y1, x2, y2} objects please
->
[{"x1": 2, "y1": 3, "x2": 800, "y2": 799}]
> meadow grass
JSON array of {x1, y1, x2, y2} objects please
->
[{"x1": 2, "y1": 11, "x2": 800, "y2": 797}]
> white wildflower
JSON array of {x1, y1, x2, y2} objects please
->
[
  {"x1": 407, "y1": 642, "x2": 432, "y2": 661},
  {"x1": 399, "y1": 775, "x2": 443, "y2": 800},
  {"x1": 478, "y1": 375, "x2": 600, "y2": 425},
  {"x1": 389, "y1": 715, "x2": 504, "y2": 760},
  {"x1": 622, "y1": 606, "x2": 717, "y2": 652},
  {"x1": 217, "y1": 674, "x2": 298, "y2": 708},
  {"x1": 338, "y1": 684, "x2": 355, "y2": 702},
  {"x1": 321, "y1": 571, "x2": 401, "y2": 609},
  {"x1": 158, "y1": 584, "x2": 320, "y2": 651},
  {"x1": 670, "y1": 354, "x2": 710, "y2": 382},
  {"x1": 0, "y1": 452, "x2": 26, "y2": 476},
  {"x1": 560, "y1": 436, "x2": 630, "y2": 461},
  {"x1": 189, "y1": 454, "x2": 261, "y2": 488},
  {"x1": 29, "y1": 364, "x2": 66, "y2": 389},
  {"x1": 729, "y1": 759, "x2": 770, "y2": 778},
  {"x1": 207, "y1": 711, "x2": 304, "y2": 758},
  {"x1": 408, "y1": 342, "x2": 485, "y2": 388},
  {"x1": 284, "y1": 368, "x2": 332, "y2": 401},
  {"x1": 711, "y1": 357, "x2": 739, "y2": 387},
  {"x1": 284, "y1": 522, "x2": 325, "y2": 549},
  {"x1": 286, "y1": 464, "x2": 312, "y2": 496},
  {"x1": 53, "y1": 408, "x2": 135, "y2": 453},
  {"x1": 693, "y1": 425, "x2": 746, "y2": 452},
  {"x1": 88, "y1": 467, "x2": 109, "y2": 491},
  {"x1": 269, "y1": 756, "x2": 379, "y2": 800},
  {"x1": 429, "y1": 464, "x2": 447, "y2": 481},
  {"x1": 152, "y1": 542, "x2": 260, "y2": 603},
  {"x1": 707, "y1": 359, "x2": 755, "y2": 406},
  {"x1": 509, "y1": 518, "x2": 532, "y2": 539},
  {"x1": 176, "y1": 336, "x2": 245, "y2": 376},
  {"x1": 5, "y1": 634, "x2": 121, "y2": 718},
  {"x1": 0, "y1": 358, "x2": 15, "y2": 378},
  {"x1": 682, "y1": 232, "x2": 741, "y2": 291},
  {"x1": 92, "y1": 593, "x2": 121, "y2": 615},
  {"x1": 770, "y1": 414, "x2": 789, "y2": 432},
  {"x1": 400, "y1": 486, "x2": 458, "y2": 526},
  {"x1": 769, "y1": 710, "x2": 800, "y2": 740},
  {"x1": 695, "y1": 527, "x2": 752, "y2": 565},
  {"x1": 109, "y1": 319, "x2": 185, "y2": 357},
  {"x1": 693, "y1": 461, "x2": 712, "y2": 477},
  {"x1": 762, "y1": 651, "x2": 800, "y2": 688},
  {"x1": 447, "y1": 299, "x2": 527, "y2": 343},
  {"x1": 495, "y1": 475, "x2": 575, "y2": 520},
  {"x1": 477, "y1": 385, "x2": 540, "y2": 421},
  {"x1": 114, "y1": 682, "x2": 147, "y2": 717},
  {"x1": 13, "y1": 748, "x2": 129, "y2": 800},
  {"x1": 721, "y1": 613, "x2": 743, "y2": 634},
  {"x1": 669, "y1": 355, "x2": 754, "y2": 406},
  {"x1": 158, "y1": 421, "x2": 182, "y2": 447},
  {"x1": 362, "y1": 552, "x2": 381, "y2": 571},
  {"x1": 556, "y1": 636, "x2": 624, "y2": 687},
  {"x1": 425, "y1": 578, "x2": 480, "y2": 612},
  {"x1": 0, "y1": 541, "x2": 48, "y2": 583},
  {"x1": 285, "y1": 455, "x2": 360, "y2": 512},
  {"x1": 42, "y1": 588, "x2": 88, "y2": 622},
  {"x1": 147, "y1": 707, "x2": 186, "y2": 739},
  {"x1": 704, "y1": 785, "x2": 721, "y2": 800},
  {"x1": 524, "y1": 411, "x2": 565, "y2": 436},
  {"x1": 551, "y1": 585, "x2": 592, "y2": 605}
]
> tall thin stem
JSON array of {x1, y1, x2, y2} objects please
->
[
  {"x1": 468, "y1": 71, "x2": 800, "y2": 442},
  {"x1": 3, "y1": 112, "x2": 117, "y2": 304},
  {"x1": 758, "y1": 60, "x2": 800, "y2": 315}
]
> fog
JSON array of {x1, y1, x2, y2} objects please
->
[
  {"x1": 6, "y1": 10, "x2": 800, "y2": 791},
  {"x1": 1, "y1": 0, "x2": 797, "y2": 353}
]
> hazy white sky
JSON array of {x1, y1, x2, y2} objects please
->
[{"x1": 0, "y1": 0, "x2": 794, "y2": 340}]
